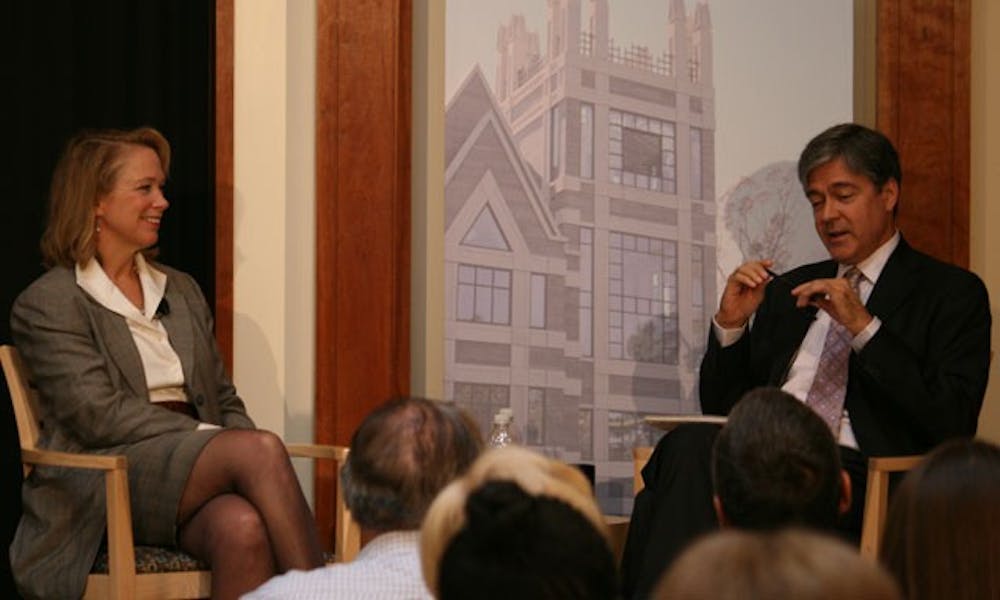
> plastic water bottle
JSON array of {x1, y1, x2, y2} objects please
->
[
  {"x1": 488, "y1": 411, "x2": 513, "y2": 448},
  {"x1": 499, "y1": 408, "x2": 520, "y2": 444}
]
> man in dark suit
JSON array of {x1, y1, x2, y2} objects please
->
[{"x1": 621, "y1": 123, "x2": 992, "y2": 599}]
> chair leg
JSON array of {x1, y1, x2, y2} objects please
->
[{"x1": 104, "y1": 466, "x2": 137, "y2": 599}]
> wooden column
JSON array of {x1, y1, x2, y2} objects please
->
[
  {"x1": 215, "y1": 0, "x2": 235, "y2": 370},
  {"x1": 314, "y1": 0, "x2": 412, "y2": 548},
  {"x1": 877, "y1": 0, "x2": 970, "y2": 267}
]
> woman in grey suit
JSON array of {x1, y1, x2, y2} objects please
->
[{"x1": 10, "y1": 128, "x2": 323, "y2": 599}]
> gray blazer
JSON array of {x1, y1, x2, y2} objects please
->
[{"x1": 10, "y1": 264, "x2": 255, "y2": 599}]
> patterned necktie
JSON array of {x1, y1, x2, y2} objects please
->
[{"x1": 805, "y1": 267, "x2": 863, "y2": 436}]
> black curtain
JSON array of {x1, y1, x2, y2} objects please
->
[{"x1": 0, "y1": 2, "x2": 217, "y2": 595}]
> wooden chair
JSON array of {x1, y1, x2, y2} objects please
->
[
  {"x1": 632, "y1": 446, "x2": 654, "y2": 494},
  {"x1": 858, "y1": 454, "x2": 923, "y2": 561},
  {"x1": 636, "y1": 413, "x2": 927, "y2": 563},
  {"x1": 1, "y1": 344, "x2": 360, "y2": 599}
]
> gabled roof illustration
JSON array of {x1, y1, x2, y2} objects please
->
[{"x1": 445, "y1": 66, "x2": 565, "y2": 255}]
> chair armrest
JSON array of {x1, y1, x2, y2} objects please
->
[
  {"x1": 285, "y1": 443, "x2": 348, "y2": 461},
  {"x1": 20, "y1": 446, "x2": 137, "y2": 594},
  {"x1": 867, "y1": 455, "x2": 923, "y2": 473},
  {"x1": 644, "y1": 414, "x2": 727, "y2": 432},
  {"x1": 21, "y1": 447, "x2": 126, "y2": 471}
]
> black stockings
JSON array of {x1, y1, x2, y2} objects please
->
[{"x1": 177, "y1": 429, "x2": 323, "y2": 599}]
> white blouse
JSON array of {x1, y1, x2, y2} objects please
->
[{"x1": 75, "y1": 254, "x2": 187, "y2": 403}]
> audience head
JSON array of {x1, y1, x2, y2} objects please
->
[
  {"x1": 42, "y1": 127, "x2": 171, "y2": 268},
  {"x1": 341, "y1": 396, "x2": 482, "y2": 532},
  {"x1": 420, "y1": 446, "x2": 617, "y2": 600},
  {"x1": 655, "y1": 528, "x2": 901, "y2": 600},
  {"x1": 880, "y1": 438, "x2": 1000, "y2": 600},
  {"x1": 712, "y1": 387, "x2": 849, "y2": 530},
  {"x1": 797, "y1": 122, "x2": 901, "y2": 192}
]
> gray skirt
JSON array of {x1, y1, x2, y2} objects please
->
[{"x1": 115, "y1": 427, "x2": 222, "y2": 546}]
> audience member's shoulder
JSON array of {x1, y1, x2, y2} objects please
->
[{"x1": 239, "y1": 568, "x2": 324, "y2": 600}]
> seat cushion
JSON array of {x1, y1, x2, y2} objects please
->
[
  {"x1": 92, "y1": 547, "x2": 336, "y2": 574},
  {"x1": 91, "y1": 546, "x2": 208, "y2": 574}
]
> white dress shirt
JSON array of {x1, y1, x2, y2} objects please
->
[{"x1": 242, "y1": 530, "x2": 433, "y2": 600}]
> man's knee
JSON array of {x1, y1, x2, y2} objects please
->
[{"x1": 643, "y1": 423, "x2": 721, "y2": 489}]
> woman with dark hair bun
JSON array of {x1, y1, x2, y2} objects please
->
[{"x1": 420, "y1": 446, "x2": 618, "y2": 600}]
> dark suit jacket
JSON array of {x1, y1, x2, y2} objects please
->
[
  {"x1": 700, "y1": 238, "x2": 991, "y2": 456},
  {"x1": 9, "y1": 263, "x2": 255, "y2": 599}
]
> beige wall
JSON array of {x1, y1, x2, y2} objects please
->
[
  {"x1": 233, "y1": 0, "x2": 318, "y2": 498},
  {"x1": 971, "y1": 0, "x2": 1000, "y2": 443}
]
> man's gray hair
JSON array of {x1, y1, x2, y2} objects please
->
[
  {"x1": 340, "y1": 396, "x2": 483, "y2": 531},
  {"x1": 798, "y1": 123, "x2": 901, "y2": 191}
]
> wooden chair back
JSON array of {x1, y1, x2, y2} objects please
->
[{"x1": 1, "y1": 345, "x2": 41, "y2": 461}]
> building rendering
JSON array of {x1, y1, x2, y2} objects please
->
[{"x1": 445, "y1": 0, "x2": 715, "y2": 512}]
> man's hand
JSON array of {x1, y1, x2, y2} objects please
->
[
  {"x1": 791, "y1": 277, "x2": 873, "y2": 335},
  {"x1": 715, "y1": 260, "x2": 774, "y2": 329}
]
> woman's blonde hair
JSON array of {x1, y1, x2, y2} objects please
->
[{"x1": 40, "y1": 127, "x2": 170, "y2": 268}]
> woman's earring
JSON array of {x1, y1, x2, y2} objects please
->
[{"x1": 95, "y1": 220, "x2": 102, "y2": 233}]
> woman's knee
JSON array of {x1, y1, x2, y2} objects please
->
[
  {"x1": 233, "y1": 429, "x2": 287, "y2": 463},
  {"x1": 210, "y1": 429, "x2": 288, "y2": 470}
]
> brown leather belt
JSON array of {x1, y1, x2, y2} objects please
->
[{"x1": 154, "y1": 400, "x2": 198, "y2": 419}]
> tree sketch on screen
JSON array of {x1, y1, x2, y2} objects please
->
[{"x1": 720, "y1": 161, "x2": 827, "y2": 274}]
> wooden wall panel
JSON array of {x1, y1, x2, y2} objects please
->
[
  {"x1": 877, "y1": 0, "x2": 970, "y2": 267},
  {"x1": 215, "y1": 0, "x2": 234, "y2": 370},
  {"x1": 314, "y1": 0, "x2": 412, "y2": 548}
]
